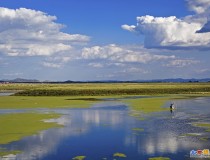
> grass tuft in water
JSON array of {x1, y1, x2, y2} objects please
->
[
  {"x1": 113, "y1": 152, "x2": 127, "y2": 158},
  {"x1": 200, "y1": 137, "x2": 209, "y2": 141},
  {"x1": 148, "y1": 157, "x2": 171, "y2": 160},
  {"x1": 72, "y1": 156, "x2": 86, "y2": 160},
  {"x1": 193, "y1": 123, "x2": 210, "y2": 132},
  {"x1": 132, "y1": 128, "x2": 144, "y2": 132}
]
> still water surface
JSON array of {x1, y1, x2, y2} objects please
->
[{"x1": 0, "y1": 97, "x2": 210, "y2": 160}]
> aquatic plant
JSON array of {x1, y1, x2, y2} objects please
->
[
  {"x1": 148, "y1": 157, "x2": 171, "y2": 160},
  {"x1": 125, "y1": 97, "x2": 170, "y2": 113},
  {"x1": 72, "y1": 155, "x2": 86, "y2": 160},
  {"x1": 200, "y1": 137, "x2": 209, "y2": 141},
  {"x1": 193, "y1": 123, "x2": 210, "y2": 132},
  {"x1": 113, "y1": 152, "x2": 127, "y2": 158},
  {"x1": 0, "y1": 148, "x2": 21, "y2": 157},
  {"x1": 132, "y1": 128, "x2": 144, "y2": 131}
]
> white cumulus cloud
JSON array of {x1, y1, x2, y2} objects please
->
[
  {"x1": 121, "y1": 67, "x2": 149, "y2": 74},
  {"x1": 122, "y1": 15, "x2": 210, "y2": 49},
  {"x1": 122, "y1": 0, "x2": 210, "y2": 49},
  {"x1": 88, "y1": 63, "x2": 104, "y2": 68},
  {"x1": 0, "y1": 7, "x2": 89, "y2": 56},
  {"x1": 187, "y1": 0, "x2": 210, "y2": 33},
  {"x1": 82, "y1": 44, "x2": 175, "y2": 64},
  {"x1": 42, "y1": 62, "x2": 62, "y2": 68},
  {"x1": 42, "y1": 55, "x2": 72, "y2": 68},
  {"x1": 121, "y1": 24, "x2": 136, "y2": 32},
  {"x1": 165, "y1": 59, "x2": 200, "y2": 68},
  {"x1": 197, "y1": 21, "x2": 210, "y2": 32},
  {"x1": 187, "y1": 0, "x2": 210, "y2": 14}
]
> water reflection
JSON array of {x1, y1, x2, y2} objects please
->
[
  {"x1": 125, "y1": 125, "x2": 204, "y2": 155},
  {"x1": 1, "y1": 103, "x2": 128, "y2": 160},
  {"x1": 0, "y1": 98, "x2": 210, "y2": 160}
]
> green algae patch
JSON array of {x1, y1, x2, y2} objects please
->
[
  {"x1": 72, "y1": 155, "x2": 86, "y2": 160},
  {"x1": 193, "y1": 123, "x2": 210, "y2": 132},
  {"x1": 124, "y1": 95, "x2": 195, "y2": 115},
  {"x1": 200, "y1": 137, "x2": 209, "y2": 141},
  {"x1": 0, "y1": 148, "x2": 21, "y2": 157},
  {"x1": 180, "y1": 133, "x2": 210, "y2": 141},
  {"x1": 125, "y1": 97, "x2": 170, "y2": 114},
  {"x1": 0, "y1": 96, "x2": 96, "y2": 109},
  {"x1": 113, "y1": 152, "x2": 127, "y2": 158},
  {"x1": 129, "y1": 111, "x2": 145, "y2": 120},
  {"x1": 148, "y1": 157, "x2": 171, "y2": 160},
  {"x1": 0, "y1": 113, "x2": 61, "y2": 144},
  {"x1": 132, "y1": 128, "x2": 144, "y2": 132}
]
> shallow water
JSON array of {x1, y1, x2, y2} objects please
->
[
  {"x1": 0, "y1": 92, "x2": 15, "y2": 96},
  {"x1": 0, "y1": 97, "x2": 210, "y2": 160}
]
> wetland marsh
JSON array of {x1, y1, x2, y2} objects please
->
[{"x1": 0, "y1": 83, "x2": 210, "y2": 160}]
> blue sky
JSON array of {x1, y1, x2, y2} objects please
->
[
  {"x1": 0, "y1": 0, "x2": 210, "y2": 81},
  {"x1": 0, "y1": 0, "x2": 189, "y2": 44}
]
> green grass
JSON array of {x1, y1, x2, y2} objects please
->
[
  {"x1": 148, "y1": 157, "x2": 171, "y2": 160},
  {"x1": 0, "y1": 112, "x2": 61, "y2": 144},
  {"x1": 1, "y1": 83, "x2": 210, "y2": 96},
  {"x1": 0, "y1": 94, "x2": 190, "y2": 115},
  {"x1": 0, "y1": 96, "x2": 97, "y2": 109},
  {"x1": 0, "y1": 148, "x2": 21, "y2": 157}
]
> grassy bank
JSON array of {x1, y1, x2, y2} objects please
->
[
  {"x1": 0, "y1": 148, "x2": 21, "y2": 157},
  {"x1": 0, "y1": 96, "x2": 98, "y2": 109},
  {"x1": 0, "y1": 112, "x2": 61, "y2": 145},
  {"x1": 0, "y1": 83, "x2": 210, "y2": 96}
]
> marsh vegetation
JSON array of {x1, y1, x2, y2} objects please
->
[{"x1": 0, "y1": 83, "x2": 210, "y2": 96}]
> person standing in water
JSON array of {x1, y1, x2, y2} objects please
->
[
  {"x1": 170, "y1": 103, "x2": 174, "y2": 110},
  {"x1": 170, "y1": 103, "x2": 175, "y2": 114}
]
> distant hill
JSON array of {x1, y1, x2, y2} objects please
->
[
  {"x1": 135, "y1": 78, "x2": 210, "y2": 83},
  {"x1": 0, "y1": 78, "x2": 40, "y2": 83},
  {"x1": 0, "y1": 78, "x2": 210, "y2": 83}
]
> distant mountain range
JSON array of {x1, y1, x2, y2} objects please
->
[
  {"x1": 0, "y1": 78, "x2": 210, "y2": 83},
  {"x1": 0, "y1": 78, "x2": 40, "y2": 83}
]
